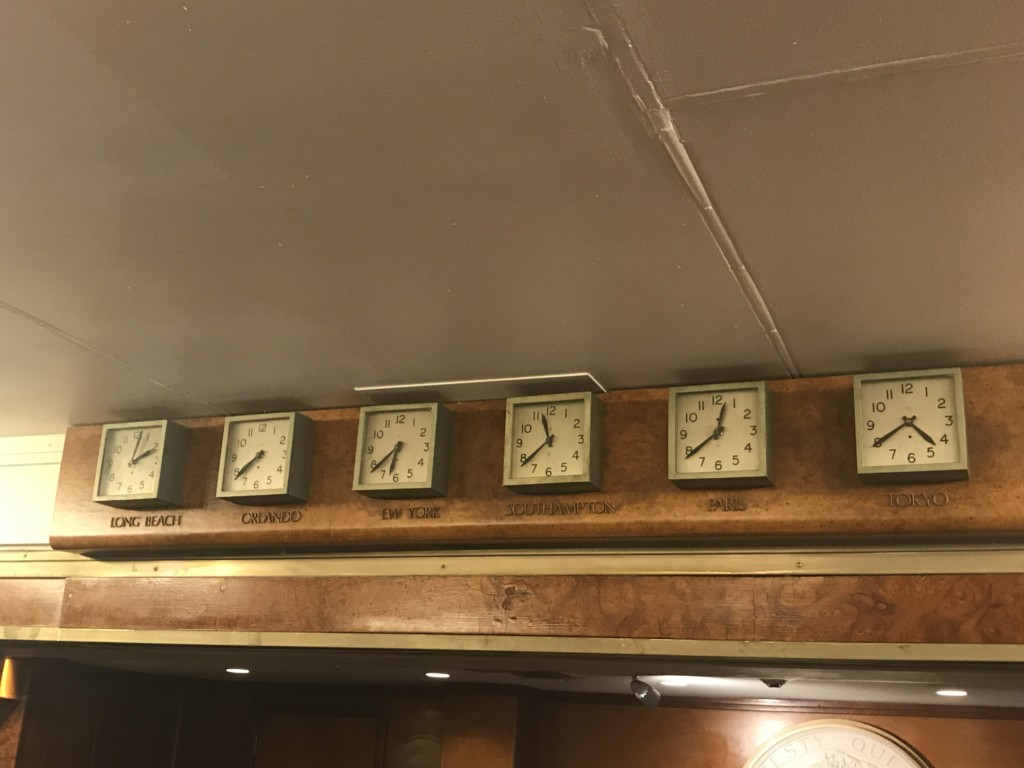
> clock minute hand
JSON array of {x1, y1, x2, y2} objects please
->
[
  {"x1": 520, "y1": 434, "x2": 555, "y2": 466},
  {"x1": 235, "y1": 449, "x2": 265, "y2": 478},
  {"x1": 370, "y1": 443, "x2": 399, "y2": 472},
  {"x1": 872, "y1": 421, "x2": 907, "y2": 448},
  {"x1": 132, "y1": 447, "x2": 157, "y2": 464},
  {"x1": 129, "y1": 430, "x2": 143, "y2": 465},
  {"x1": 716, "y1": 403, "x2": 727, "y2": 431},
  {"x1": 905, "y1": 416, "x2": 936, "y2": 446},
  {"x1": 685, "y1": 429, "x2": 719, "y2": 460},
  {"x1": 388, "y1": 441, "x2": 404, "y2": 473},
  {"x1": 541, "y1": 414, "x2": 551, "y2": 440}
]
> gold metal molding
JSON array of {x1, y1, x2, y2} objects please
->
[{"x1": 3, "y1": 625, "x2": 1024, "y2": 663}]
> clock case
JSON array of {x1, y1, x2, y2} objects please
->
[
  {"x1": 92, "y1": 419, "x2": 189, "y2": 509},
  {"x1": 352, "y1": 402, "x2": 452, "y2": 499},
  {"x1": 503, "y1": 391, "x2": 603, "y2": 494},
  {"x1": 667, "y1": 381, "x2": 773, "y2": 489},
  {"x1": 853, "y1": 367, "x2": 969, "y2": 484},
  {"x1": 216, "y1": 411, "x2": 316, "y2": 505}
]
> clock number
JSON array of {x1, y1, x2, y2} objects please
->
[
  {"x1": 927, "y1": 447, "x2": 935, "y2": 458},
  {"x1": 373, "y1": 429, "x2": 384, "y2": 439},
  {"x1": 866, "y1": 420, "x2": 875, "y2": 431},
  {"x1": 515, "y1": 438, "x2": 523, "y2": 448},
  {"x1": 939, "y1": 434, "x2": 949, "y2": 444},
  {"x1": 417, "y1": 458, "x2": 424, "y2": 467},
  {"x1": 521, "y1": 423, "x2": 532, "y2": 434},
  {"x1": 114, "y1": 445, "x2": 122, "y2": 454},
  {"x1": 253, "y1": 480, "x2": 260, "y2": 489},
  {"x1": 423, "y1": 442, "x2": 430, "y2": 452},
  {"x1": 907, "y1": 453, "x2": 916, "y2": 464},
  {"x1": 384, "y1": 419, "x2": 391, "y2": 428},
  {"x1": 396, "y1": 415, "x2": 405, "y2": 424},
  {"x1": 711, "y1": 394, "x2": 723, "y2": 406},
  {"x1": 126, "y1": 485, "x2": 133, "y2": 493},
  {"x1": 573, "y1": 418, "x2": 581, "y2": 429},
  {"x1": 749, "y1": 425, "x2": 758, "y2": 436},
  {"x1": 546, "y1": 405, "x2": 556, "y2": 416},
  {"x1": 392, "y1": 474, "x2": 400, "y2": 483},
  {"x1": 572, "y1": 451, "x2": 579, "y2": 459},
  {"x1": 944, "y1": 415, "x2": 954, "y2": 426},
  {"x1": 367, "y1": 445, "x2": 374, "y2": 454},
  {"x1": 714, "y1": 460, "x2": 722, "y2": 470},
  {"x1": 247, "y1": 428, "x2": 253, "y2": 437},
  {"x1": 732, "y1": 455, "x2": 740, "y2": 466},
  {"x1": 138, "y1": 481, "x2": 144, "y2": 490},
  {"x1": 420, "y1": 428, "x2": 428, "y2": 437},
  {"x1": 901, "y1": 383, "x2": 914, "y2": 394},
  {"x1": 685, "y1": 446, "x2": 694, "y2": 456},
  {"x1": 698, "y1": 400, "x2": 706, "y2": 411},
  {"x1": 237, "y1": 438, "x2": 247, "y2": 448},
  {"x1": 407, "y1": 469, "x2": 414, "y2": 479},
  {"x1": 108, "y1": 473, "x2": 115, "y2": 482},
  {"x1": 531, "y1": 464, "x2": 538, "y2": 474},
  {"x1": 937, "y1": 398, "x2": 947, "y2": 409},
  {"x1": 684, "y1": 412, "x2": 697, "y2": 423},
  {"x1": 885, "y1": 389, "x2": 894, "y2": 400},
  {"x1": 743, "y1": 409, "x2": 752, "y2": 420},
  {"x1": 871, "y1": 402, "x2": 886, "y2": 413},
  {"x1": 889, "y1": 449, "x2": 897, "y2": 460},
  {"x1": 678, "y1": 429, "x2": 687, "y2": 440},
  {"x1": 279, "y1": 436, "x2": 287, "y2": 445},
  {"x1": 106, "y1": 460, "x2": 113, "y2": 469},
  {"x1": 258, "y1": 423, "x2": 267, "y2": 433},
  {"x1": 520, "y1": 453, "x2": 527, "y2": 464},
  {"x1": 577, "y1": 435, "x2": 584, "y2": 444},
  {"x1": 560, "y1": 462, "x2": 567, "y2": 473},
  {"x1": 698, "y1": 457, "x2": 705, "y2": 467},
  {"x1": 545, "y1": 467, "x2": 553, "y2": 477},
  {"x1": 277, "y1": 466, "x2": 283, "y2": 473},
  {"x1": 744, "y1": 443, "x2": 752, "y2": 452},
  {"x1": 266, "y1": 476, "x2": 273, "y2": 485}
]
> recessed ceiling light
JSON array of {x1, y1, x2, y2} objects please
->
[
  {"x1": 225, "y1": 668, "x2": 250, "y2": 675},
  {"x1": 656, "y1": 675, "x2": 731, "y2": 687},
  {"x1": 425, "y1": 672, "x2": 450, "y2": 679},
  {"x1": 936, "y1": 689, "x2": 967, "y2": 697}
]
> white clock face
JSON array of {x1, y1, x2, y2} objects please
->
[
  {"x1": 673, "y1": 388, "x2": 762, "y2": 475},
  {"x1": 97, "y1": 424, "x2": 164, "y2": 497},
  {"x1": 508, "y1": 399, "x2": 587, "y2": 480},
  {"x1": 858, "y1": 375, "x2": 962, "y2": 468},
  {"x1": 357, "y1": 408, "x2": 434, "y2": 486},
  {"x1": 220, "y1": 416, "x2": 292, "y2": 494}
]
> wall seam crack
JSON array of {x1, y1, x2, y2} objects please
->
[
  {"x1": 0, "y1": 299, "x2": 228, "y2": 415},
  {"x1": 585, "y1": 0, "x2": 800, "y2": 377}
]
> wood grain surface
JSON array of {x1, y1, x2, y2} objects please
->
[
  {"x1": 0, "y1": 581, "x2": 63, "y2": 628},
  {"x1": 57, "y1": 573, "x2": 1024, "y2": 643},
  {"x1": 49, "y1": 365, "x2": 1024, "y2": 552}
]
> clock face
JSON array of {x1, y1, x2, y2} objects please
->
[
  {"x1": 217, "y1": 412, "x2": 315, "y2": 503},
  {"x1": 855, "y1": 368, "x2": 968, "y2": 481},
  {"x1": 353, "y1": 404, "x2": 450, "y2": 498},
  {"x1": 503, "y1": 392, "x2": 602, "y2": 492},
  {"x1": 93, "y1": 420, "x2": 188, "y2": 508},
  {"x1": 668, "y1": 382, "x2": 772, "y2": 487}
]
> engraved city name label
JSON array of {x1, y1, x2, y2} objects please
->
[
  {"x1": 886, "y1": 492, "x2": 950, "y2": 508},
  {"x1": 380, "y1": 506, "x2": 443, "y2": 521},
  {"x1": 744, "y1": 720, "x2": 929, "y2": 768},
  {"x1": 240, "y1": 510, "x2": 303, "y2": 525},
  {"x1": 708, "y1": 498, "x2": 747, "y2": 511},
  {"x1": 505, "y1": 501, "x2": 618, "y2": 517},
  {"x1": 110, "y1": 515, "x2": 182, "y2": 528}
]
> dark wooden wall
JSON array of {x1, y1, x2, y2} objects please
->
[{"x1": 6, "y1": 662, "x2": 1024, "y2": 768}]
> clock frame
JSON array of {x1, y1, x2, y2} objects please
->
[
  {"x1": 352, "y1": 402, "x2": 452, "y2": 499},
  {"x1": 668, "y1": 381, "x2": 772, "y2": 489},
  {"x1": 503, "y1": 391, "x2": 602, "y2": 494},
  {"x1": 216, "y1": 411, "x2": 316, "y2": 505},
  {"x1": 853, "y1": 367, "x2": 969, "y2": 483},
  {"x1": 93, "y1": 419, "x2": 189, "y2": 509}
]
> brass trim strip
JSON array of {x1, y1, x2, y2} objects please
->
[
  {"x1": 1, "y1": 546, "x2": 1024, "y2": 579},
  {"x1": 3, "y1": 625, "x2": 1024, "y2": 663}
]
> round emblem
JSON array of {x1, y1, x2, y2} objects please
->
[{"x1": 743, "y1": 720, "x2": 932, "y2": 768}]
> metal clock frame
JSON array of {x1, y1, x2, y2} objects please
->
[
  {"x1": 853, "y1": 367, "x2": 969, "y2": 483},
  {"x1": 667, "y1": 381, "x2": 773, "y2": 489},
  {"x1": 93, "y1": 419, "x2": 189, "y2": 509},
  {"x1": 216, "y1": 411, "x2": 316, "y2": 505},
  {"x1": 502, "y1": 391, "x2": 603, "y2": 494},
  {"x1": 352, "y1": 402, "x2": 452, "y2": 499}
]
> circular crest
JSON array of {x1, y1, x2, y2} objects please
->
[{"x1": 743, "y1": 719, "x2": 932, "y2": 768}]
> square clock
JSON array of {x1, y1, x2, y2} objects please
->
[
  {"x1": 854, "y1": 367, "x2": 969, "y2": 483},
  {"x1": 503, "y1": 391, "x2": 602, "y2": 493},
  {"x1": 93, "y1": 419, "x2": 189, "y2": 509},
  {"x1": 216, "y1": 411, "x2": 315, "y2": 504},
  {"x1": 668, "y1": 381, "x2": 772, "y2": 488},
  {"x1": 352, "y1": 402, "x2": 452, "y2": 499}
]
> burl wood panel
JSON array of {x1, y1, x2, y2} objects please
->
[
  {"x1": 535, "y1": 702, "x2": 1024, "y2": 768},
  {"x1": 59, "y1": 573, "x2": 1024, "y2": 643},
  {"x1": 49, "y1": 365, "x2": 1024, "y2": 552},
  {"x1": 0, "y1": 581, "x2": 63, "y2": 628},
  {"x1": 0, "y1": 702, "x2": 23, "y2": 768}
]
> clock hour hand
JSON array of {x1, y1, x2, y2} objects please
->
[
  {"x1": 235, "y1": 449, "x2": 265, "y2": 478},
  {"x1": 370, "y1": 442, "x2": 401, "y2": 472},
  {"x1": 131, "y1": 447, "x2": 157, "y2": 465},
  {"x1": 715, "y1": 403, "x2": 727, "y2": 431},
  {"x1": 905, "y1": 416, "x2": 936, "y2": 445},
  {"x1": 520, "y1": 433, "x2": 555, "y2": 466},
  {"x1": 541, "y1": 414, "x2": 551, "y2": 440}
]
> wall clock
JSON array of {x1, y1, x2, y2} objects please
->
[
  {"x1": 93, "y1": 419, "x2": 188, "y2": 509},
  {"x1": 668, "y1": 381, "x2": 772, "y2": 488},
  {"x1": 743, "y1": 719, "x2": 931, "y2": 768},
  {"x1": 352, "y1": 402, "x2": 452, "y2": 498},
  {"x1": 216, "y1": 411, "x2": 315, "y2": 504},
  {"x1": 853, "y1": 367, "x2": 968, "y2": 483},
  {"x1": 503, "y1": 391, "x2": 602, "y2": 493}
]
